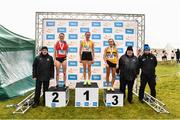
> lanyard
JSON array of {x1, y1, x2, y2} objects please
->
[
  {"x1": 109, "y1": 46, "x2": 114, "y2": 55},
  {"x1": 85, "y1": 40, "x2": 89, "y2": 48},
  {"x1": 59, "y1": 41, "x2": 64, "y2": 50}
]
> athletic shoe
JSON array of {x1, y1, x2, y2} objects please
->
[
  {"x1": 83, "y1": 80, "x2": 87, "y2": 86},
  {"x1": 111, "y1": 87, "x2": 115, "y2": 92},
  {"x1": 87, "y1": 80, "x2": 91, "y2": 86}
]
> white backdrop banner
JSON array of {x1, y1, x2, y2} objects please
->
[{"x1": 42, "y1": 19, "x2": 137, "y2": 88}]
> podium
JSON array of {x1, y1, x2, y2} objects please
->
[
  {"x1": 103, "y1": 89, "x2": 124, "y2": 107},
  {"x1": 75, "y1": 82, "x2": 99, "y2": 107},
  {"x1": 45, "y1": 86, "x2": 69, "y2": 107}
]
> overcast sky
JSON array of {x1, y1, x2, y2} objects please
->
[{"x1": 0, "y1": 0, "x2": 179, "y2": 49}]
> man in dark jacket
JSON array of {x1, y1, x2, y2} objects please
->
[
  {"x1": 138, "y1": 44, "x2": 157, "y2": 103},
  {"x1": 116, "y1": 46, "x2": 139, "y2": 104},
  {"x1": 32, "y1": 46, "x2": 54, "y2": 108}
]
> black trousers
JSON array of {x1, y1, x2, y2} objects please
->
[
  {"x1": 177, "y1": 58, "x2": 180, "y2": 63},
  {"x1": 34, "y1": 80, "x2": 50, "y2": 104},
  {"x1": 139, "y1": 74, "x2": 156, "y2": 101},
  {"x1": 120, "y1": 78, "x2": 135, "y2": 102}
]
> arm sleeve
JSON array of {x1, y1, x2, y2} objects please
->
[
  {"x1": 50, "y1": 56, "x2": 54, "y2": 78},
  {"x1": 32, "y1": 57, "x2": 38, "y2": 78}
]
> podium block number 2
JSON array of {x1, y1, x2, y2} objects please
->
[
  {"x1": 84, "y1": 90, "x2": 89, "y2": 101},
  {"x1": 52, "y1": 92, "x2": 59, "y2": 102}
]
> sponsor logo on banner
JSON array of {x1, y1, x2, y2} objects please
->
[
  {"x1": 126, "y1": 36, "x2": 137, "y2": 40},
  {"x1": 80, "y1": 68, "x2": 88, "y2": 73},
  {"x1": 116, "y1": 41, "x2": 123, "y2": 47},
  {"x1": 68, "y1": 68, "x2": 78, "y2": 73},
  {"x1": 48, "y1": 47, "x2": 54, "y2": 53},
  {"x1": 125, "y1": 22, "x2": 137, "y2": 28},
  {"x1": 125, "y1": 29, "x2": 134, "y2": 34},
  {"x1": 92, "y1": 28, "x2": 101, "y2": 33},
  {"x1": 57, "y1": 27, "x2": 66, "y2": 33},
  {"x1": 118, "y1": 48, "x2": 124, "y2": 53},
  {"x1": 103, "y1": 22, "x2": 112, "y2": 27},
  {"x1": 67, "y1": 41, "x2": 78, "y2": 46},
  {"x1": 68, "y1": 54, "x2": 78, "y2": 60},
  {"x1": 114, "y1": 22, "x2": 123, "y2": 27},
  {"x1": 103, "y1": 41, "x2": 109, "y2": 46},
  {"x1": 68, "y1": 28, "x2": 78, "y2": 33},
  {"x1": 92, "y1": 68, "x2": 101, "y2": 74},
  {"x1": 126, "y1": 41, "x2": 134, "y2": 47},
  {"x1": 103, "y1": 28, "x2": 112, "y2": 33},
  {"x1": 44, "y1": 28, "x2": 55, "y2": 33},
  {"x1": 68, "y1": 47, "x2": 78, "y2": 53},
  {"x1": 92, "y1": 34, "x2": 101, "y2": 40},
  {"x1": 68, "y1": 34, "x2": 78, "y2": 39},
  {"x1": 46, "y1": 21, "x2": 55, "y2": 26},
  {"x1": 92, "y1": 75, "x2": 101, "y2": 80},
  {"x1": 103, "y1": 68, "x2": 106, "y2": 73},
  {"x1": 92, "y1": 61, "x2": 101, "y2": 67},
  {"x1": 80, "y1": 21, "x2": 90, "y2": 26},
  {"x1": 43, "y1": 41, "x2": 55, "y2": 47},
  {"x1": 68, "y1": 61, "x2": 78, "y2": 66},
  {"x1": 80, "y1": 28, "x2": 89, "y2": 33},
  {"x1": 46, "y1": 34, "x2": 55, "y2": 40},
  {"x1": 114, "y1": 35, "x2": 123, "y2": 40},
  {"x1": 103, "y1": 34, "x2": 112, "y2": 40},
  {"x1": 94, "y1": 54, "x2": 101, "y2": 60},
  {"x1": 92, "y1": 22, "x2": 101, "y2": 27},
  {"x1": 94, "y1": 41, "x2": 102, "y2": 47},
  {"x1": 94, "y1": 47, "x2": 101, "y2": 53},
  {"x1": 68, "y1": 74, "x2": 77, "y2": 80},
  {"x1": 57, "y1": 21, "x2": 67, "y2": 26},
  {"x1": 69, "y1": 21, "x2": 78, "y2": 26},
  {"x1": 114, "y1": 28, "x2": 124, "y2": 33}
]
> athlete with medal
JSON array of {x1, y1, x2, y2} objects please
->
[
  {"x1": 79, "y1": 32, "x2": 95, "y2": 86},
  {"x1": 103, "y1": 38, "x2": 118, "y2": 91},
  {"x1": 54, "y1": 33, "x2": 68, "y2": 88}
]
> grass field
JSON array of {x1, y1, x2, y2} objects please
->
[{"x1": 0, "y1": 63, "x2": 180, "y2": 119}]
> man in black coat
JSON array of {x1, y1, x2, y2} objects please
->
[
  {"x1": 32, "y1": 46, "x2": 54, "y2": 108},
  {"x1": 116, "y1": 46, "x2": 139, "y2": 104},
  {"x1": 138, "y1": 44, "x2": 157, "y2": 103}
]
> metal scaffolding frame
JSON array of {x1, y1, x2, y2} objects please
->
[
  {"x1": 33, "y1": 12, "x2": 169, "y2": 114},
  {"x1": 35, "y1": 12, "x2": 145, "y2": 54}
]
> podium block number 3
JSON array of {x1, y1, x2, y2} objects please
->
[
  {"x1": 84, "y1": 90, "x2": 89, "y2": 101},
  {"x1": 112, "y1": 95, "x2": 118, "y2": 105},
  {"x1": 52, "y1": 92, "x2": 59, "y2": 102}
]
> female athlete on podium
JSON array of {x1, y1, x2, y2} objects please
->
[
  {"x1": 103, "y1": 38, "x2": 118, "y2": 91},
  {"x1": 54, "y1": 33, "x2": 68, "y2": 88},
  {"x1": 79, "y1": 32, "x2": 95, "y2": 86}
]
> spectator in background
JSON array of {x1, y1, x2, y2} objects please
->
[
  {"x1": 162, "y1": 50, "x2": 168, "y2": 62},
  {"x1": 153, "y1": 50, "x2": 158, "y2": 58},
  {"x1": 175, "y1": 49, "x2": 180, "y2": 63},
  {"x1": 171, "y1": 50, "x2": 175, "y2": 63}
]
